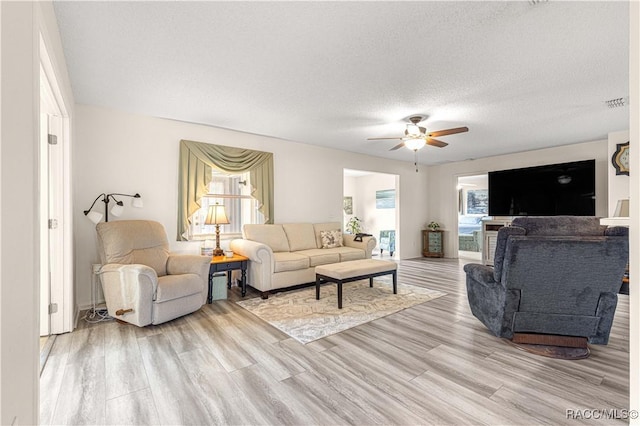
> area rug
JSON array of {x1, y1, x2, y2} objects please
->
[{"x1": 236, "y1": 278, "x2": 446, "y2": 344}]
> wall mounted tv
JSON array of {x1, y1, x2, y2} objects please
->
[{"x1": 488, "y1": 159, "x2": 595, "y2": 216}]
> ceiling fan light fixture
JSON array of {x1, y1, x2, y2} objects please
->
[
  {"x1": 406, "y1": 123, "x2": 421, "y2": 136},
  {"x1": 405, "y1": 138, "x2": 426, "y2": 151},
  {"x1": 367, "y1": 116, "x2": 468, "y2": 153}
]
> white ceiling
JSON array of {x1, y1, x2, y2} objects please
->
[{"x1": 53, "y1": 1, "x2": 630, "y2": 166}]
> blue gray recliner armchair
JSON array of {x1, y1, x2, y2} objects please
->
[{"x1": 463, "y1": 216, "x2": 628, "y2": 345}]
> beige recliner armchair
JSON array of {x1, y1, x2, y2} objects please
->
[{"x1": 96, "y1": 220, "x2": 210, "y2": 327}]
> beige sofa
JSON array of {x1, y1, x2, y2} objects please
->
[{"x1": 230, "y1": 222, "x2": 376, "y2": 297}]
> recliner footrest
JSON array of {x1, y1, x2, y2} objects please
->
[{"x1": 512, "y1": 333, "x2": 587, "y2": 348}]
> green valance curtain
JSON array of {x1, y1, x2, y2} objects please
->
[{"x1": 178, "y1": 139, "x2": 274, "y2": 240}]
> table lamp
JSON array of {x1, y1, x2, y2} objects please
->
[
  {"x1": 614, "y1": 199, "x2": 629, "y2": 218},
  {"x1": 205, "y1": 203, "x2": 230, "y2": 256}
]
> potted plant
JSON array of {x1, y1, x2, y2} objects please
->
[
  {"x1": 346, "y1": 217, "x2": 362, "y2": 234},
  {"x1": 427, "y1": 221, "x2": 440, "y2": 231}
]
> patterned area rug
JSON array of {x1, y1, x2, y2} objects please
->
[{"x1": 236, "y1": 278, "x2": 446, "y2": 344}]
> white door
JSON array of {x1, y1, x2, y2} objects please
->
[
  {"x1": 39, "y1": 111, "x2": 50, "y2": 337},
  {"x1": 47, "y1": 114, "x2": 65, "y2": 334},
  {"x1": 40, "y1": 63, "x2": 66, "y2": 335}
]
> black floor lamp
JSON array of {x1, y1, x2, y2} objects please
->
[{"x1": 83, "y1": 192, "x2": 143, "y2": 223}]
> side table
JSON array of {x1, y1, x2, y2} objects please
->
[
  {"x1": 208, "y1": 254, "x2": 249, "y2": 302},
  {"x1": 422, "y1": 229, "x2": 444, "y2": 258}
]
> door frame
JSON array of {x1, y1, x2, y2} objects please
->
[
  {"x1": 455, "y1": 173, "x2": 488, "y2": 260},
  {"x1": 343, "y1": 169, "x2": 400, "y2": 259},
  {"x1": 39, "y1": 34, "x2": 73, "y2": 334}
]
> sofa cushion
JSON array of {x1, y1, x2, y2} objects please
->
[
  {"x1": 320, "y1": 230, "x2": 343, "y2": 248},
  {"x1": 282, "y1": 223, "x2": 317, "y2": 251},
  {"x1": 313, "y1": 222, "x2": 343, "y2": 248},
  {"x1": 330, "y1": 246, "x2": 366, "y2": 262},
  {"x1": 273, "y1": 252, "x2": 310, "y2": 272},
  {"x1": 294, "y1": 249, "x2": 340, "y2": 266},
  {"x1": 243, "y1": 224, "x2": 290, "y2": 252}
]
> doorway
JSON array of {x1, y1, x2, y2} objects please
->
[
  {"x1": 457, "y1": 174, "x2": 488, "y2": 260},
  {"x1": 343, "y1": 169, "x2": 399, "y2": 259}
]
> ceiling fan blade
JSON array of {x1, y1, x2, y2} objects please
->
[
  {"x1": 428, "y1": 126, "x2": 469, "y2": 137},
  {"x1": 367, "y1": 136, "x2": 404, "y2": 140},
  {"x1": 426, "y1": 138, "x2": 448, "y2": 148},
  {"x1": 390, "y1": 142, "x2": 406, "y2": 151}
]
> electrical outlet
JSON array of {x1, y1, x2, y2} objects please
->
[{"x1": 92, "y1": 263, "x2": 102, "y2": 274}]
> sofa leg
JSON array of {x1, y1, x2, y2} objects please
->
[{"x1": 261, "y1": 291, "x2": 269, "y2": 300}]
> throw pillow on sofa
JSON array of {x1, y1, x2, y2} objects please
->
[{"x1": 320, "y1": 230, "x2": 343, "y2": 248}]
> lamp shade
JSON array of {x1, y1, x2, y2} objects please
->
[
  {"x1": 406, "y1": 124, "x2": 421, "y2": 136},
  {"x1": 614, "y1": 199, "x2": 629, "y2": 217},
  {"x1": 132, "y1": 195, "x2": 143, "y2": 208},
  {"x1": 86, "y1": 211, "x2": 103, "y2": 224},
  {"x1": 205, "y1": 203, "x2": 230, "y2": 225},
  {"x1": 110, "y1": 203, "x2": 124, "y2": 217},
  {"x1": 405, "y1": 138, "x2": 426, "y2": 151}
]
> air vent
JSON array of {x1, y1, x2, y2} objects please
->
[{"x1": 605, "y1": 97, "x2": 628, "y2": 108}]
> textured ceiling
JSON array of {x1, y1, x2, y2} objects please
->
[{"x1": 53, "y1": 1, "x2": 630, "y2": 165}]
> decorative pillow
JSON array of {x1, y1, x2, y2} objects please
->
[{"x1": 320, "y1": 230, "x2": 343, "y2": 249}]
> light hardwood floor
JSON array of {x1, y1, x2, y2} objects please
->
[{"x1": 40, "y1": 258, "x2": 630, "y2": 425}]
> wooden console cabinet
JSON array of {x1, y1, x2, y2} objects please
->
[{"x1": 422, "y1": 229, "x2": 444, "y2": 258}]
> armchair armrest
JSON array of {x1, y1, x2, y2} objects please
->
[
  {"x1": 605, "y1": 226, "x2": 629, "y2": 237},
  {"x1": 230, "y1": 239, "x2": 273, "y2": 265},
  {"x1": 463, "y1": 263, "x2": 498, "y2": 286},
  {"x1": 344, "y1": 235, "x2": 377, "y2": 258},
  {"x1": 98, "y1": 264, "x2": 158, "y2": 327},
  {"x1": 230, "y1": 239, "x2": 275, "y2": 292},
  {"x1": 167, "y1": 254, "x2": 211, "y2": 282}
]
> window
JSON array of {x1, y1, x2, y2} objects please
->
[
  {"x1": 178, "y1": 139, "x2": 273, "y2": 241},
  {"x1": 189, "y1": 171, "x2": 264, "y2": 239}
]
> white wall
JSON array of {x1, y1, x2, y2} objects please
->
[
  {"x1": 607, "y1": 130, "x2": 630, "y2": 216},
  {"x1": 74, "y1": 105, "x2": 430, "y2": 308},
  {"x1": 1, "y1": 1, "x2": 75, "y2": 423},
  {"x1": 0, "y1": 5, "x2": 38, "y2": 423},
  {"x1": 2, "y1": 3, "x2": 38, "y2": 424},
  {"x1": 427, "y1": 139, "x2": 609, "y2": 258}
]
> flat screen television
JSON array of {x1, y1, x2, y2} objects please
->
[{"x1": 488, "y1": 159, "x2": 596, "y2": 216}]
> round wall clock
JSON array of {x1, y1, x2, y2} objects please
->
[{"x1": 612, "y1": 141, "x2": 629, "y2": 176}]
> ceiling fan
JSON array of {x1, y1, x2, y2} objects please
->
[{"x1": 368, "y1": 116, "x2": 469, "y2": 151}]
